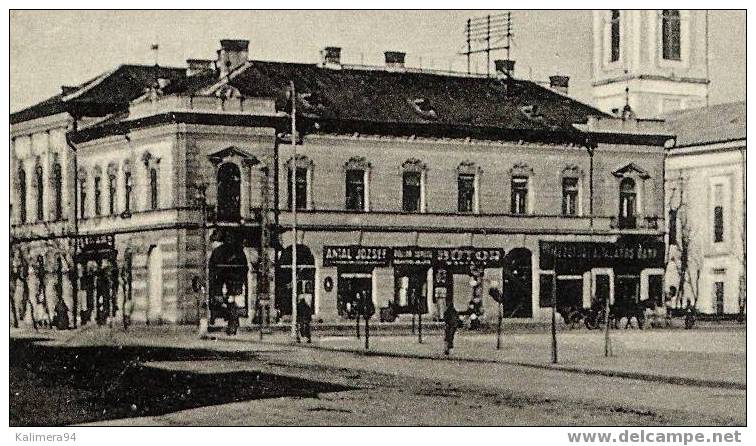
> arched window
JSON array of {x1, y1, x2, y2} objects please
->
[
  {"x1": 619, "y1": 177, "x2": 637, "y2": 228},
  {"x1": 79, "y1": 176, "x2": 87, "y2": 219},
  {"x1": 610, "y1": 10, "x2": 621, "y2": 62},
  {"x1": 94, "y1": 174, "x2": 102, "y2": 216},
  {"x1": 52, "y1": 163, "x2": 63, "y2": 221},
  {"x1": 662, "y1": 10, "x2": 681, "y2": 61},
  {"x1": 124, "y1": 171, "x2": 133, "y2": 215},
  {"x1": 149, "y1": 168, "x2": 159, "y2": 210},
  {"x1": 17, "y1": 167, "x2": 27, "y2": 223},
  {"x1": 35, "y1": 164, "x2": 44, "y2": 221},
  {"x1": 108, "y1": 172, "x2": 117, "y2": 215},
  {"x1": 217, "y1": 163, "x2": 241, "y2": 221}
]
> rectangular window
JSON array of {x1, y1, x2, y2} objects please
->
[
  {"x1": 511, "y1": 176, "x2": 528, "y2": 215},
  {"x1": 288, "y1": 167, "x2": 308, "y2": 210},
  {"x1": 149, "y1": 168, "x2": 158, "y2": 210},
  {"x1": 713, "y1": 206, "x2": 724, "y2": 242},
  {"x1": 562, "y1": 177, "x2": 578, "y2": 216},
  {"x1": 79, "y1": 181, "x2": 86, "y2": 219},
  {"x1": 124, "y1": 172, "x2": 132, "y2": 214},
  {"x1": 402, "y1": 171, "x2": 422, "y2": 212},
  {"x1": 457, "y1": 173, "x2": 475, "y2": 213},
  {"x1": 610, "y1": 10, "x2": 621, "y2": 62},
  {"x1": 668, "y1": 209, "x2": 678, "y2": 245},
  {"x1": 713, "y1": 183, "x2": 724, "y2": 243},
  {"x1": 345, "y1": 169, "x2": 365, "y2": 211},
  {"x1": 662, "y1": 10, "x2": 681, "y2": 61}
]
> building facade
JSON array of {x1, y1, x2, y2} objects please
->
[
  {"x1": 592, "y1": 9, "x2": 710, "y2": 118},
  {"x1": 663, "y1": 102, "x2": 746, "y2": 316},
  {"x1": 10, "y1": 39, "x2": 671, "y2": 328}
]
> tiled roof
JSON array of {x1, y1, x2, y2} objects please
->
[
  {"x1": 663, "y1": 101, "x2": 746, "y2": 148},
  {"x1": 12, "y1": 60, "x2": 611, "y2": 135},
  {"x1": 230, "y1": 61, "x2": 610, "y2": 132},
  {"x1": 10, "y1": 65, "x2": 188, "y2": 124}
]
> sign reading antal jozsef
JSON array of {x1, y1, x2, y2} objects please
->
[
  {"x1": 323, "y1": 246, "x2": 391, "y2": 266},
  {"x1": 539, "y1": 241, "x2": 664, "y2": 271},
  {"x1": 323, "y1": 246, "x2": 504, "y2": 267}
]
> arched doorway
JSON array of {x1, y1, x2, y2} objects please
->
[
  {"x1": 209, "y1": 243, "x2": 249, "y2": 322},
  {"x1": 276, "y1": 245, "x2": 316, "y2": 317},
  {"x1": 147, "y1": 245, "x2": 163, "y2": 324},
  {"x1": 502, "y1": 248, "x2": 533, "y2": 318},
  {"x1": 217, "y1": 163, "x2": 241, "y2": 222}
]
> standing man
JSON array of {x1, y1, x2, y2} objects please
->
[
  {"x1": 296, "y1": 295, "x2": 313, "y2": 343},
  {"x1": 443, "y1": 301, "x2": 458, "y2": 355}
]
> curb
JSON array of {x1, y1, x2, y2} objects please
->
[{"x1": 213, "y1": 335, "x2": 746, "y2": 391}]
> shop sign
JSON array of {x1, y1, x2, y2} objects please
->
[
  {"x1": 392, "y1": 247, "x2": 434, "y2": 266},
  {"x1": 323, "y1": 246, "x2": 391, "y2": 266},
  {"x1": 76, "y1": 234, "x2": 115, "y2": 253},
  {"x1": 539, "y1": 241, "x2": 664, "y2": 272},
  {"x1": 434, "y1": 248, "x2": 504, "y2": 267}
]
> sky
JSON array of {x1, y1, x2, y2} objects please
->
[{"x1": 9, "y1": 10, "x2": 746, "y2": 113}]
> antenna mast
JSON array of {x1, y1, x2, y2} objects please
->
[{"x1": 461, "y1": 12, "x2": 513, "y2": 76}]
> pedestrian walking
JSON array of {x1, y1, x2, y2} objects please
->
[
  {"x1": 296, "y1": 296, "x2": 313, "y2": 343},
  {"x1": 443, "y1": 303, "x2": 458, "y2": 355}
]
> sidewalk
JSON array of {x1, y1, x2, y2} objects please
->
[{"x1": 213, "y1": 327, "x2": 746, "y2": 390}]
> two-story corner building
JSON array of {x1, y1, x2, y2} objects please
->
[
  {"x1": 662, "y1": 102, "x2": 746, "y2": 317},
  {"x1": 10, "y1": 39, "x2": 671, "y2": 329}
]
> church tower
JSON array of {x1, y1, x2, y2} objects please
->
[{"x1": 591, "y1": 10, "x2": 710, "y2": 118}]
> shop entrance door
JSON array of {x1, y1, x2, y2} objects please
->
[
  {"x1": 615, "y1": 276, "x2": 640, "y2": 305},
  {"x1": 338, "y1": 273, "x2": 372, "y2": 319}
]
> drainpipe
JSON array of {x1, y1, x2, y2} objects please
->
[{"x1": 64, "y1": 117, "x2": 80, "y2": 329}]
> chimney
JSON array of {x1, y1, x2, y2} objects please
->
[
  {"x1": 494, "y1": 59, "x2": 515, "y2": 78},
  {"x1": 384, "y1": 51, "x2": 406, "y2": 69},
  {"x1": 186, "y1": 59, "x2": 214, "y2": 76},
  {"x1": 216, "y1": 39, "x2": 249, "y2": 77},
  {"x1": 549, "y1": 75, "x2": 570, "y2": 95},
  {"x1": 321, "y1": 46, "x2": 342, "y2": 68}
]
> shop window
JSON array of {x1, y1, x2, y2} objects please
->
[
  {"x1": 217, "y1": 162, "x2": 241, "y2": 221},
  {"x1": 393, "y1": 269, "x2": 428, "y2": 314},
  {"x1": 17, "y1": 167, "x2": 27, "y2": 223},
  {"x1": 345, "y1": 169, "x2": 366, "y2": 211},
  {"x1": 149, "y1": 168, "x2": 159, "y2": 210},
  {"x1": 458, "y1": 173, "x2": 475, "y2": 213},
  {"x1": 562, "y1": 177, "x2": 578, "y2": 216},
  {"x1": 35, "y1": 164, "x2": 44, "y2": 221},
  {"x1": 402, "y1": 171, "x2": 422, "y2": 212},
  {"x1": 610, "y1": 10, "x2": 621, "y2": 62},
  {"x1": 662, "y1": 10, "x2": 681, "y2": 61},
  {"x1": 287, "y1": 166, "x2": 308, "y2": 210},
  {"x1": 94, "y1": 175, "x2": 102, "y2": 216},
  {"x1": 52, "y1": 163, "x2": 63, "y2": 221}
]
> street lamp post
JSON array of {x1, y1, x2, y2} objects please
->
[{"x1": 289, "y1": 80, "x2": 299, "y2": 343}]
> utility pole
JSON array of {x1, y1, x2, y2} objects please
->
[
  {"x1": 551, "y1": 260, "x2": 558, "y2": 364},
  {"x1": 461, "y1": 12, "x2": 512, "y2": 78},
  {"x1": 289, "y1": 80, "x2": 299, "y2": 342}
]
